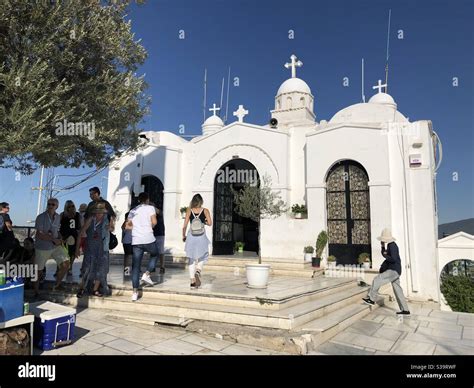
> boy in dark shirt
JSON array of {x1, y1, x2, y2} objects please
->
[{"x1": 362, "y1": 228, "x2": 410, "y2": 315}]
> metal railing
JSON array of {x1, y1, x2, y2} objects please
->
[{"x1": 11, "y1": 226, "x2": 36, "y2": 242}]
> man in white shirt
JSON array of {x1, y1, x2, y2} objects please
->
[{"x1": 125, "y1": 192, "x2": 158, "y2": 301}]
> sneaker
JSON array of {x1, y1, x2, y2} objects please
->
[
  {"x1": 131, "y1": 292, "x2": 139, "y2": 301},
  {"x1": 195, "y1": 271, "x2": 201, "y2": 287},
  {"x1": 362, "y1": 297, "x2": 375, "y2": 306},
  {"x1": 190, "y1": 282, "x2": 197, "y2": 289},
  {"x1": 396, "y1": 310, "x2": 410, "y2": 315},
  {"x1": 140, "y1": 273, "x2": 154, "y2": 286}
]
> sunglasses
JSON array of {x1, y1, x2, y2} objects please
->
[{"x1": 47, "y1": 203, "x2": 56, "y2": 207}]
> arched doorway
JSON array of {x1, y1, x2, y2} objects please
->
[
  {"x1": 213, "y1": 159, "x2": 259, "y2": 255},
  {"x1": 131, "y1": 175, "x2": 164, "y2": 209},
  {"x1": 326, "y1": 160, "x2": 371, "y2": 265}
]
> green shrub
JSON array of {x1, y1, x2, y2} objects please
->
[
  {"x1": 440, "y1": 274, "x2": 474, "y2": 313},
  {"x1": 291, "y1": 204, "x2": 307, "y2": 214},
  {"x1": 358, "y1": 252, "x2": 370, "y2": 264},
  {"x1": 304, "y1": 246, "x2": 314, "y2": 254},
  {"x1": 315, "y1": 231, "x2": 328, "y2": 258}
]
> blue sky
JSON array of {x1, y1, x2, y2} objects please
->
[{"x1": 1, "y1": 0, "x2": 472, "y2": 226}]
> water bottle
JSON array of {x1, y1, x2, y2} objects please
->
[{"x1": 0, "y1": 269, "x2": 5, "y2": 286}]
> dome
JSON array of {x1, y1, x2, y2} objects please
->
[
  {"x1": 202, "y1": 114, "x2": 224, "y2": 136},
  {"x1": 277, "y1": 77, "x2": 311, "y2": 95},
  {"x1": 368, "y1": 92, "x2": 397, "y2": 109},
  {"x1": 203, "y1": 115, "x2": 224, "y2": 126},
  {"x1": 329, "y1": 102, "x2": 408, "y2": 124}
]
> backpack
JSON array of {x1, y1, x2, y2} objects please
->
[
  {"x1": 190, "y1": 209, "x2": 205, "y2": 236},
  {"x1": 0, "y1": 214, "x2": 4, "y2": 235},
  {"x1": 109, "y1": 232, "x2": 118, "y2": 250}
]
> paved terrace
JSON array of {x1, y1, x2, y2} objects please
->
[{"x1": 30, "y1": 258, "x2": 474, "y2": 355}]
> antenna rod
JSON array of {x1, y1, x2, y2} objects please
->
[
  {"x1": 225, "y1": 66, "x2": 231, "y2": 123},
  {"x1": 362, "y1": 58, "x2": 365, "y2": 103},
  {"x1": 385, "y1": 9, "x2": 391, "y2": 93},
  {"x1": 203, "y1": 68, "x2": 207, "y2": 122},
  {"x1": 220, "y1": 77, "x2": 225, "y2": 117}
]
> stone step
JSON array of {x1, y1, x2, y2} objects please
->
[
  {"x1": 103, "y1": 310, "x2": 193, "y2": 327},
  {"x1": 203, "y1": 264, "x2": 321, "y2": 278},
  {"x1": 109, "y1": 254, "x2": 187, "y2": 267},
  {"x1": 208, "y1": 257, "x2": 313, "y2": 270},
  {"x1": 297, "y1": 301, "x2": 383, "y2": 349},
  {"x1": 279, "y1": 285, "x2": 369, "y2": 322},
  {"x1": 42, "y1": 280, "x2": 368, "y2": 330},
  {"x1": 107, "y1": 277, "x2": 357, "y2": 311}
]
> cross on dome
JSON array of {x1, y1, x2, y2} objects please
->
[
  {"x1": 372, "y1": 79, "x2": 387, "y2": 94},
  {"x1": 284, "y1": 54, "x2": 303, "y2": 78},
  {"x1": 233, "y1": 105, "x2": 249, "y2": 123},
  {"x1": 209, "y1": 103, "x2": 220, "y2": 116}
]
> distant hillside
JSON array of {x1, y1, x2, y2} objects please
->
[{"x1": 438, "y1": 218, "x2": 474, "y2": 239}]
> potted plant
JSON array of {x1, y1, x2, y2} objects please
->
[
  {"x1": 235, "y1": 241, "x2": 245, "y2": 253},
  {"x1": 180, "y1": 206, "x2": 188, "y2": 219},
  {"x1": 327, "y1": 255, "x2": 336, "y2": 267},
  {"x1": 313, "y1": 230, "x2": 328, "y2": 267},
  {"x1": 304, "y1": 246, "x2": 314, "y2": 262},
  {"x1": 358, "y1": 253, "x2": 371, "y2": 269},
  {"x1": 233, "y1": 175, "x2": 287, "y2": 288},
  {"x1": 291, "y1": 204, "x2": 307, "y2": 219}
]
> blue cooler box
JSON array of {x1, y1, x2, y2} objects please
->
[
  {"x1": 30, "y1": 301, "x2": 76, "y2": 351},
  {"x1": 0, "y1": 280, "x2": 24, "y2": 322}
]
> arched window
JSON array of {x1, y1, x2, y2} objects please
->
[
  {"x1": 300, "y1": 97, "x2": 305, "y2": 107},
  {"x1": 277, "y1": 98, "x2": 281, "y2": 110},
  {"x1": 286, "y1": 97, "x2": 292, "y2": 108},
  {"x1": 326, "y1": 160, "x2": 371, "y2": 265}
]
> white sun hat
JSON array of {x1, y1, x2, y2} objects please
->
[{"x1": 376, "y1": 228, "x2": 396, "y2": 243}]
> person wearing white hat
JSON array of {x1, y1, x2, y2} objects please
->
[{"x1": 362, "y1": 228, "x2": 410, "y2": 315}]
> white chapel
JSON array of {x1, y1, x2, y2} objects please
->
[{"x1": 107, "y1": 55, "x2": 441, "y2": 302}]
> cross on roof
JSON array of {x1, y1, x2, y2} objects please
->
[
  {"x1": 209, "y1": 103, "x2": 220, "y2": 116},
  {"x1": 233, "y1": 105, "x2": 249, "y2": 123},
  {"x1": 284, "y1": 54, "x2": 303, "y2": 78},
  {"x1": 372, "y1": 79, "x2": 387, "y2": 94}
]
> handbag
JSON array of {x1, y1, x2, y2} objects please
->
[{"x1": 109, "y1": 233, "x2": 118, "y2": 250}]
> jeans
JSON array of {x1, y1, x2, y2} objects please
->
[
  {"x1": 132, "y1": 242, "x2": 158, "y2": 289},
  {"x1": 368, "y1": 269, "x2": 410, "y2": 312}
]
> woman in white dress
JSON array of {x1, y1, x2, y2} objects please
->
[{"x1": 182, "y1": 194, "x2": 212, "y2": 289}]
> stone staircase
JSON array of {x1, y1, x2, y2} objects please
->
[
  {"x1": 33, "y1": 272, "x2": 384, "y2": 354},
  {"x1": 205, "y1": 256, "x2": 321, "y2": 278},
  {"x1": 110, "y1": 253, "x2": 321, "y2": 278}
]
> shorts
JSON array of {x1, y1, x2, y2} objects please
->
[
  {"x1": 155, "y1": 236, "x2": 165, "y2": 255},
  {"x1": 35, "y1": 246, "x2": 70, "y2": 271}
]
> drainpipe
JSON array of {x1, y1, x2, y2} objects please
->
[{"x1": 400, "y1": 127, "x2": 419, "y2": 294}]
